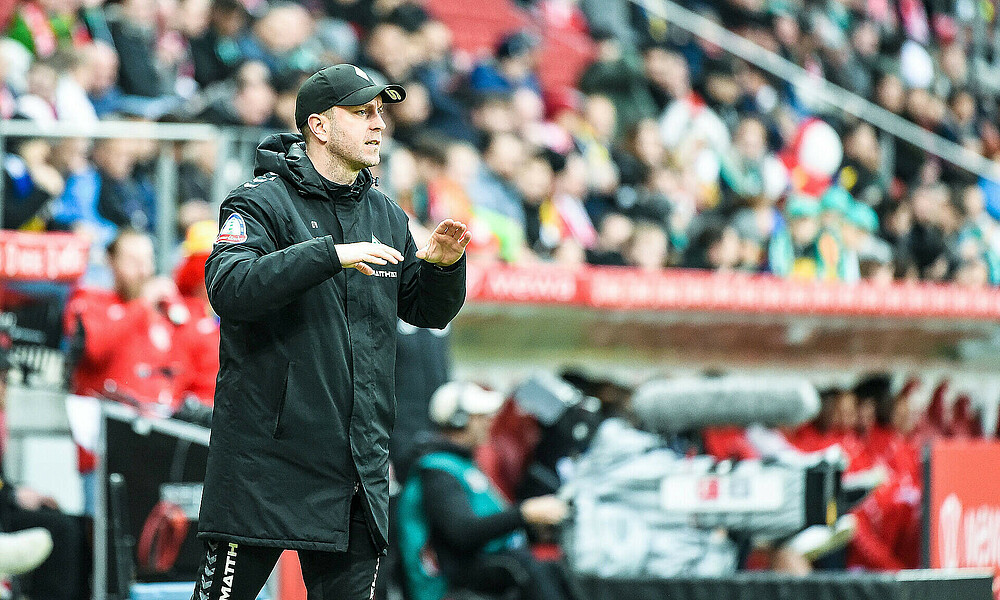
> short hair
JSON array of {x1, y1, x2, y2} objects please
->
[{"x1": 106, "y1": 228, "x2": 149, "y2": 259}]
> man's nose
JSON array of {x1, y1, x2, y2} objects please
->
[{"x1": 373, "y1": 112, "x2": 387, "y2": 130}]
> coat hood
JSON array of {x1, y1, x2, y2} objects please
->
[{"x1": 254, "y1": 133, "x2": 374, "y2": 202}]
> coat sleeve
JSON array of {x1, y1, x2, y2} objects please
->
[
  {"x1": 205, "y1": 193, "x2": 344, "y2": 321},
  {"x1": 396, "y1": 224, "x2": 467, "y2": 329}
]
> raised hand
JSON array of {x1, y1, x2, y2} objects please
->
[
  {"x1": 335, "y1": 242, "x2": 404, "y2": 276},
  {"x1": 415, "y1": 219, "x2": 471, "y2": 266}
]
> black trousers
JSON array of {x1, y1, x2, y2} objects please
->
[{"x1": 191, "y1": 495, "x2": 381, "y2": 600}]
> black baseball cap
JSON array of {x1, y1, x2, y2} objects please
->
[{"x1": 295, "y1": 64, "x2": 406, "y2": 130}]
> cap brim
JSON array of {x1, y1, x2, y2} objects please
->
[
  {"x1": 465, "y1": 389, "x2": 504, "y2": 416},
  {"x1": 338, "y1": 84, "x2": 407, "y2": 107}
]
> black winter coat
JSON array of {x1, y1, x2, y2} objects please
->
[{"x1": 196, "y1": 133, "x2": 466, "y2": 552}]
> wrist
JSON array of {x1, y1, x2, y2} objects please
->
[{"x1": 431, "y1": 254, "x2": 466, "y2": 271}]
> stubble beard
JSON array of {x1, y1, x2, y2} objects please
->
[{"x1": 327, "y1": 138, "x2": 380, "y2": 174}]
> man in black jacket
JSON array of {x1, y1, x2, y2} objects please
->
[{"x1": 192, "y1": 64, "x2": 470, "y2": 600}]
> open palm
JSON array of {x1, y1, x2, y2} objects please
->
[{"x1": 416, "y1": 219, "x2": 471, "y2": 266}]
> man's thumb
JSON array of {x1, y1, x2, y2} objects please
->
[{"x1": 415, "y1": 246, "x2": 427, "y2": 259}]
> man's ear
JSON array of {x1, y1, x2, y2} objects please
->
[{"x1": 307, "y1": 114, "x2": 329, "y2": 143}]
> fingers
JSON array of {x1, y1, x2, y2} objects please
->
[
  {"x1": 354, "y1": 263, "x2": 375, "y2": 276},
  {"x1": 364, "y1": 243, "x2": 403, "y2": 264},
  {"x1": 335, "y1": 242, "x2": 404, "y2": 269},
  {"x1": 435, "y1": 219, "x2": 468, "y2": 240}
]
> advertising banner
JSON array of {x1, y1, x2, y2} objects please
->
[{"x1": 928, "y1": 440, "x2": 1000, "y2": 598}]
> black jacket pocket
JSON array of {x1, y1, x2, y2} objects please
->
[{"x1": 273, "y1": 363, "x2": 292, "y2": 439}]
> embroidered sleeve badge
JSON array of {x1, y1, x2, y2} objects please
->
[{"x1": 216, "y1": 213, "x2": 248, "y2": 244}]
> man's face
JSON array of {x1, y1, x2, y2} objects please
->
[
  {"x1": 467, "y1": 413, "x2": 493, "y2": 448},
  {"x1": 110, "y1": 234, "x2": 155, "y2": 301},
  {"x1": 324, "y1": 97, "x2": 387, "y2": 171}
]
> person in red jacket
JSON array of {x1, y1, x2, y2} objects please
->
[
  {"x1": 788, "y1": 387, "x2": 863, "y2": 464},
  {"x1": 64, "y1": 228, "x2": 192, "y2": 414},
  {"x1": 847, "y1": 470, "x2": 922, "y2": 570},
  {"x1": 172, "y1": 220, "x2": 219, "y2": 405},
  {"x1": 852, "y1": 374, "x2": 920, "y2": 481}
]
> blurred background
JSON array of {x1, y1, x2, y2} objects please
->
[{"x1": 4, "y1": 0, "x2": 1000, "y2": 597}]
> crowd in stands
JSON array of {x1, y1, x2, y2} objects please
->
[{"x1": 3, "y1": 0, "x2": 1000, "y2": 286}]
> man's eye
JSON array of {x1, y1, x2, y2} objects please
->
[{"x1": 357, "y1": 110, "x2": 367, "y2": 116}]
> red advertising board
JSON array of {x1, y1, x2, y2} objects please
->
[
  {"x1": 0, "y1": 231, "x2": 89, "y2": 282},
  {"x1": 929, "y1": 440, "x2": 1000, "y2": 597},
  {"x1": 465, "y1": 262, "x2": 1000, "y2": 320}
]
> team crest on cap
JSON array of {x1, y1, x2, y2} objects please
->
[
  {"x1": 354, "y1": 66, "x2": 373, "y2": 82},
  {"x1": 217, "y1": 213, "x2": 248, "y2": 244}
]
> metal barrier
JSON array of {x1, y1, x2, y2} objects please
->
[{"x1": 0, "y1": 120, "x2": 277, "y2": 272}]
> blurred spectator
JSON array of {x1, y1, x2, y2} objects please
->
[
  {"x1": 657, "y1": 50, "x2": 730, "y2": 167},
  {"x1": 92, "y1": 137, "x2": 157, "y2": 232},
  {"x1": 64, "y1": 229, "x2": 191, "y2": 411},
  {"x1": 241, "y1": 3, "x2": 321, "y2": 81},
  {"x1": 837, "y1": 122, "x2": 886, "y2": 208},
  {"x1": 518, "y1": 150, "x2": 556, "y2": 252},
  {"x1": 788, "y1": 386, "x2": 861, "y2": 462},
  {"x1": 538, "y1": 151, "x2": 595, "y2": 261},
  {"x1": 468, "y1": 30, "x2": 542, "y2": 96},
  {"x1": 53, "y1": 46, "x2": 99, "y2": 122},
  {"x1": 47, "y1": 137, "x2": 118, "y2": 256},
  {"x1": 769, "y1": 196, "x2": 842, "y2": 280},
  {"x1": 176, "y1": 139, "x2": 216, "y2": 207},
  {"x1": 108, "y1": 0, "x2": 178, "y2": 99},
  {"x1": 904, "y1": 184, "x2": 950, "y2": 280},
  {"x1": 2, "y1": 138, "x2": 64, "y2": 230},
  {"x1": 624, "y1": 220, "x2": 669, "y2": 271},
  {"x1": 839, "y1": 198, "x2": 881, "y2": 283},
  {"x1": 399, "y1": 382, "x2": 569, "y2": 600},
  {"x1": 15, "y1": 59, "x2": 59, "y2": 121},
  {"x1": 719, "y1": 116, "x2": 786, "y2": 213},
  {"x1": 468, "y1": 132, "x2": 526, "y2": 228},
  {"x1": 387, "y1": 79, "x2": 433, "y2": 145},
  {"x1": 852, "y1": 374, "x2": 919, "y2": 480},
  {"x1": 585, "y1": 212, "x2": 631, "y2": 267},
  {"x1": 578, "y1": 28, "x2": 657, "y2": 137},
  {"x1": 6, "y1": 0, "x2": 91, "y2": 59},
  {"x1": 681, "y1": 219, "x2": 740, "y2": 271},
  {"x1": 82, "y1": 39, "x2": 123, "y2": 117},
  {"x1": 361, "y1": 21, "x2": 413, "y2": 84},
  {"x1": 187, "y1": 0, "x2": 250, "y2": 88},
  {"x1": 197, "y1": 60, "x2": 279, "y2": 127}
]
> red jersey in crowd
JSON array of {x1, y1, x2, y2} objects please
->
[{"x1": 64, "y1": 287, "x2": 190, "y2": 413}]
